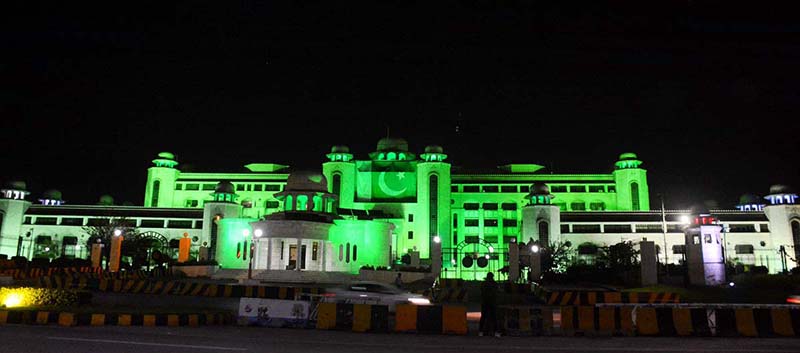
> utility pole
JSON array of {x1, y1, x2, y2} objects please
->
[{"x1": 660, "y1": 195, "x2": 669, "y2": 267}]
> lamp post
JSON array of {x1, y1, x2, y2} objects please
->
[{"x1": 247, "y1": 229, "x2": 263, "y2": 280}]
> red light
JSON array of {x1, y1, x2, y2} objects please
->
[{"x1": 787, "y1": 297, "x2": 800, "y2": 304}]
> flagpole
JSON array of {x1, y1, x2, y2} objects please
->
[{"x1": 660, "y1": 195, "x2": 669, "y2": 267}]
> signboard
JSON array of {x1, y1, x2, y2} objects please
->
[{"x1": 238, "y1": 298, "x2": 311, "y2": 327}]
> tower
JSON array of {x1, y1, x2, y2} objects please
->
[
  {"x1": 762, "y1": 184, "x2": 800, "y2": 272},
  {"x1": 144, "y1": 152, "x2": 180, "y2": 207},
  {"x1": 418, "y1": 145, "x2": 451, "y2": 267},
  {"x1": 684, "y1": 209, "x2": 725, "y2": 286},
  {"x1": 612, "y1": 153, "x2": 650, "y2": 211},
  {"x1": 0, "y1": 181, "x2": 32, "y2": 257},
  {"x1": 202, "y1": 181, "x2": 242, "y2": 261},
  {"x1": 521, "y1": 182, "x2": 561, "y2": 247},
  {"x1": 322, "y1": 145, "x2": 356, "y2": 210}
]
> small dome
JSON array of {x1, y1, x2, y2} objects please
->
[
  {"x1": 619, "y1": 152, "x2": 638, "y2": 160},
  {"x1": 331, "y1": 145, "x2": 350, "y2": 153},
  {"x1": 738, "y1": 194, "x2": 761, "y2": 205},
  {"x1": 286, "y1": 171, "x2": 328, "y2": 192},
  {"x1": 376, "y1": 137, "x2": 409, "y2": 152},
  {"x1": 424, "y1": 145, "x2": 444, "y2": 154},
  {"x1": 43, "y1": 189, "x2": 62, "y2": 200},
  {"x1": 215, "y1": 181, "x2": 236, "y2": 194},
  {"x1": 769, "y1": 184, "x2": 794, "y2": 194},
  {"x1": 530, "y1": 182, "x2": 550, "y2": 195},
  {"x1": 157, "y1": 152, "x2": 175, "y2": 160},
  {"x1": 7, "y1": 180, "x2": 27, "y2": 190},
  {"x1": 98, "y1": 195, "x2": 114, "y2": 205}
]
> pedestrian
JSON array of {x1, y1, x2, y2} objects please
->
[
  {"x1": 395, "y1": 272, "x2": 403, "y2": 289},
  {"x1": 479, "y1": 271, "x2": 500, "y2": 337}
]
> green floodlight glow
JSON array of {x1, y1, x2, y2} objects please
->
[{"x1": 216, "y1": 218, "x2": 258, "y2": 269}]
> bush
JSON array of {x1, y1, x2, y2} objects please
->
[{"x1": 0, "y1": 287, "x2": 81, "y2": 308}]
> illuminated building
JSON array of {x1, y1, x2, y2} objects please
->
[{"x1": 1, "y1": 137, "x2": 798, "y2": 278}]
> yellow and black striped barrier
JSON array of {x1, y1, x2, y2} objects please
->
[
  {"x1": 545, "y1": 291, "x2": 680, "y2": 306},
  {"x1": 0, "y1": 310, "x2": 232, "y2": 327},
  {"x1": 395, "y1": 304, "x2": 467, "y2": 335},
  {"x1": 316, "y1": 302, "x2": 389, "y2": 332},
  {"x1": 500, "y1": 305, "x2": 558, "y2": 336},
  {"x1": 558, "y1": 306, "x2": 636, "y2": 336}
]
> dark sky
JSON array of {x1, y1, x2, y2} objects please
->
[{"x1": 2, "y1": 1, "x2": 799, "y2": 209}]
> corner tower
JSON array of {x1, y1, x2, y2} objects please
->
[
  {"x1": 202, "y1": 181, "x2": 242, "y2": 261},
  {"x1": 612, "y1": 153, "x2": 650, "y2": 211},
  {"x1": 418, "y1": 145, "x2": 451, "y2": 262},
  {"x1": 521, "y1": 182, "x2": 561, "y2": 247},
  {"x1": 322, "y1": 145, "x2": 356, "y2": 210},
  {"x1": 0, "y1": 181, "x2": 32, "y2": 257},
  {"x1": 144, "y1": 152, "x2": 180, "y2": 207}
]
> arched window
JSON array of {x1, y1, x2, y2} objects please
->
[
  {"x1": 792, "y1": 220, "x2": 800, "y2": 263},
  {"x1": 631, "y1": 182, "x2": 640, "y2": 211},
  {"x1": 346, "y1": 242, "x2": 351, "y2": 263},
  {"x1": 313, "y1": 195, "x2": 323, "y2": 212},
  {"x1": 429, "y1": 174, "x2": 439, "y2": 248},
  {"x1": 339, "y1": 244, "x2": 343, "y2": 261},
  {"x1": 151, "y1": 180, "x2": 160, "y2": 206},
  {"x1": 284, "y1": 195, "x2": 293, "y2": 211},
  {"x1": 538, "y1": 221, "x2": 549, "y2": 247},
  {"x1": 297, "y1": 195, "x2": 308, "y2": 211},
  {"x1": 353, "y1": 245, "x2": 357, "y2": 261}
]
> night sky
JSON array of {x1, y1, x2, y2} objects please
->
[{"x1": 2, "y1": 1, "x2": 799, "y2": 210}]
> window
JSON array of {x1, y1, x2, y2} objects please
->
[
  {"x1": 312, "y1": 241, "x2": 318, "y2": 261},
  {"x1": 451, "y1": 185, "x2": 459, "y2": 192},
  {"x1": 34, "y1": 217, "x2": 57, "y2": 225},
  {"x1": 338, "y1": 244, "x2": 343, "y2": 261},
  {"x1": 175, "y1": 184, "x2": 183, "y2": 191},
  {"x1": 465, "y1": 219, "x2": 479, "y2": 227},
  {"x1": 561, "y1": 224, "x2": 570, "y2": 233},
  {"x1": 253, "y1": 184, "x2": 263, "y2": 191},
  {"x1": 464, "y1": 236, "x2": 479, "y2": 243},
  {"x1": 140, "y1": 219, "x2": 164, "y2": 228},
  {"x1": 463, "y1": 203, "x2": 480, "y2": 210},
  {"x1": 635, "y1": 224, "x2": 663, "y2": 233},
  {"x1": 704, "y1": 234, "x2": 712, "y2": 243},
  {"x1": 236, "y1": 184, "x2": 245, "y2": 191},
  {"x1": 760, "y1": 224, "x2": 770, "y2": 232},
  {"x1": 453, "y1": 214, "x2": 458, "y2": 228},
  {"x1": 185, "y1": 199, "x2": 198, "y2": 207},
  {"x1": 501, "y1": 203, "x2": 517, "y2": 211},
  {"x1": 265, "y1": 201, "x2": 280, "y2": 209},
  {"x1": 550, "y1": 185, "x2": 567, "y2": 192},
  {"x1": 501, "y1": 185, "x2": 517, "y2": 192},
  {"x1": 589, "y1": 185, "x2": 604, "y2": 192},
  {"x1": 151, "y1": 180, "x2": 160, "y2": 206},
  {"x1": 570, "y1": 185, "x2": 587, "y2": 193},
  {"x1": 60, "y1": 217, "x2": 84, "y2": 226},
  {"x1": 631, "y1": 182, "x2": 640, "y2": 210},
  {"x1": 483, "y1": 236, "x2": 498, "y2": 243},
  {"x1": 572, "y1": 224, "x2": 601, "y2": 233},
  {"x1": 735, "y1": 244, "x2": 754, "y2": 254},
  {"x1": 168, "y1": 220, "x2": 193, "y2": 228},
  {"x1": 570, "y1": 202, "x2": 586, "y2": 211},
  {"x1": 346, "y1": 242, "x2": 350, "y2": 263},
  {"x1": 463, "y1": 185, "x2": 480, "y2": 192},
  {"x1": 24, "y1": 216, "x2": 32, "y2": 224},
  {"x1": 539, "y1": 221, "x2": 549, "y2": 246},
  {"x1": 483, "y1": 203, "x2": 498, "y2": 210},
  {"x1": 408, "y1": 231, "x2": 413, "y2": 240},
  {"x1": 352, "y1": 245, "x2": 357, "y2": 261},
  {"x1": 408, "y1": 214, "x2": 414, "y2": 222},
  {"x1": 792, "y1": 221, "x2": 800, "y2": 262},
  {"x1": 608, "y1": 185, "x2": 616, "y2": 192},
  {"x1": 482, "y1": 185, "x2": 499, "y2": 193},
  {"x1": 297, "y1": 195, "x2": 309, "y2": 211},
  {"x1": 672, "y1": 245, "x2": 686, "y2": 254},
  {"x1": 86, "y1": 218, "x2": 110, "y2": 226},
  {"x1": 693, "y1": 235, "x2": 700, "y2": 244},
  {"x1": 604, "y1": 224, "x2": 631, "y2": 233},
  {"x1": 484, "y1": 219, "x2": 498, "y2": 227},
  {"x1": 728, "y1": 224, "x2": 757, "y2": 233},
  {"x1": 265, "y1": 184, "x2": 281, "y2": 191},
  {"x1": 503, "y1": 236, "x2": 517, "y2": 244},
  {"x1": 202, "y1": 184, "x2": 216, "y2": 191},
  {"x1": 503, "y1": 219, "x2": 518, "y2": 227},
  {"x1": 519, "y1": 185, "x2": 530, "y2": 193},
  {"x1": 194, "y1": 221, "x2": 203, "y2": 229},
  {"x1": 589, "y1": 202, "x2": 606, "y2": 211},
  {"x1": 185, "y1": 184, "x2": 200, "y2": 191}
]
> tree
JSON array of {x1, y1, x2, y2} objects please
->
[
  {"x1": 542, "y1": 240, "x2": 572, "y2": 274},
  {"x1": 82, "y1": 217, "x2": 138, "y2": 270},
  {"x1": 600, "y1": 241, "x2": 640, "y2": 271}
]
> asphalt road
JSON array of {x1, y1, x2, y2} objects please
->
[{"x1": 1, "y1": 325, "x2": 799, "y2": 353}]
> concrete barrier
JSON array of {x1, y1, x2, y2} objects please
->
[
  {"x1": 0, "y1": 310, "x2": 232, "y2": 327},
  {"x1": 316, "y1": 302, "x2": 389, "y2": 332},
  {"x1": 395, "y1": 304, "x2": 467, "y2": 335}
]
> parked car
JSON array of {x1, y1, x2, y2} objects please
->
[{"x1": 323, "y1": 280, "x2": 431, "y2": 312}]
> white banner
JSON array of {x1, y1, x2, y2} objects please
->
[{"x1": 238, "y1": 298, "x2": 311, "y2": 327}]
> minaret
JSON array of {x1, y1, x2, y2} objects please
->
[
  {"x1": 202, "y1": 181, "x2": 242, "y2": 261},
  {"x1": 322, "y1": 145, "x2": 355, "y2": 210},
  {"x1": 521, "y1": 182, "x2": 561, "y2": 247},
  {"x1": 144, "y1": 152, "x2": 180, "y2": 207},
  {"x1": 0, "y1": 181, "x2": 32, "y2": 257},
  {"x1": 418, "y1": 145, "x2": 451, "y2": 269},
  {"x1": 612, "y1": 153, "x2": 650, "y2": 211},
  {"x1": 684, "y1": 208, "x2": 725, "y2": 286}
]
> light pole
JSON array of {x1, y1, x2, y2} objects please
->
[{"x1": 247, "y1": 229, "x2": 263, "y2": 280}]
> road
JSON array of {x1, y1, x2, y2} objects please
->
[{"x1": 1, "y1": 325, "x2": 798, "y2": 353}]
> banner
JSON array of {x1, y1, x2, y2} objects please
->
[
  {"x1": 238, "y1": 298, "x2": 311, "y2": 327},
  {"x1": 355, "y1": 161, "x2": 417, "y2": 201}
]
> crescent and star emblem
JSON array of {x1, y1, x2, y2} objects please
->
[{"x1": 378, "y1": 171, "x2": 408, "y2": 196}]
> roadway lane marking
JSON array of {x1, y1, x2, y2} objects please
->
[{"x1": 48, "y1": 337, "x2": 247, "y2": 351}]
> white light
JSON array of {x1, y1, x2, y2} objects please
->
[
  {"x1": 242, "y1": 229, "x2": 250, "y2": 237},
  {"x1": 484, "y1": 254, "x2": 490, "y2": 259},
  {"x1": 729, "y1": 282, "x2": 735, "y2": 287},
  {"x1": 113, "y1": 229, "x2": 122, "y2": 236},
  {"x1": 451, "y1": 259, "x2": 456, "y2": 265},
  {"x1": 488, "y1": 246, "x2": 494, "y2": 253},
  {"x1": 531, "y1": 245, "x2": 540, "y2": 253},
  {"x1": 254, "y1": 229, "x2": 263, "y2": 238},
  {"x1": 408, "y1": 298, "x2": 431, "y2": 305},
  {"x1": 44, "y1": 247, "x2": 50, "y2": 252},
  {"x1": 680, "y1": 216, "x2": 690, "y2": 224},
  {"x1": 433, "y1": 235, "x2": 441, "y2": 244}
]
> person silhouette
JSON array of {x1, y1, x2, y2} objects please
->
[{"x1": 479, "y1": 272, "x2": 500, "y2": 337}]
